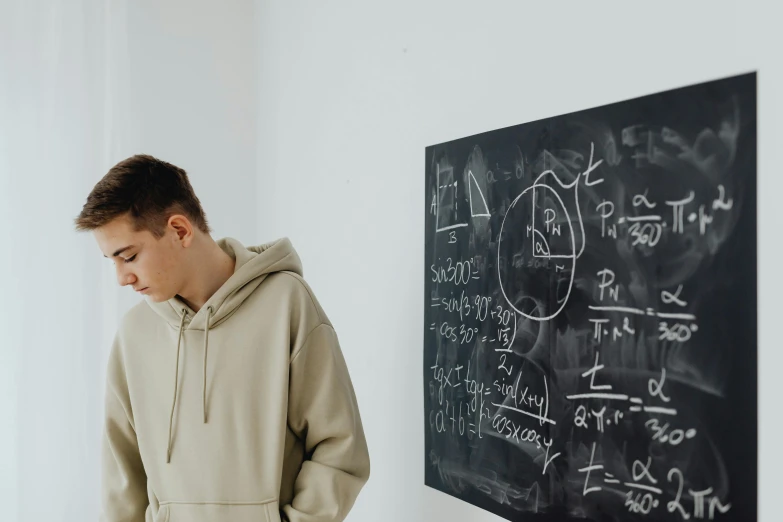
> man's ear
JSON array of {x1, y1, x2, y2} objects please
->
[{"x1": 167, "y1": 214, "x2": 194, "y2": 247}]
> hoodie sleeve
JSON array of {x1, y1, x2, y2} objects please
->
[
  {"x1": 100, "y1": 335, "x2": 148, "y2": 522},
  {"x1": 283, "y1": 323, "x2": 370, "y2": 522}
]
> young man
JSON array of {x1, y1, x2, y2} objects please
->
[{"x1": 74, "y1": 154, "x2": 370, "y2": 522}]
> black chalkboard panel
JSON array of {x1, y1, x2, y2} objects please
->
[{"x1": 423, "y1": 72, "x2": 756, "y2": 522}]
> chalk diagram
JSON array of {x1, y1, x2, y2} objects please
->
[{"x1": 498, "y1": 166, "x2": 595, "y2": 322}]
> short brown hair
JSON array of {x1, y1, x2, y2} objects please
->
[{"x1": 74, "y1": 154, "x2": 211, "y2": 238}]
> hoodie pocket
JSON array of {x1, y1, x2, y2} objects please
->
[
  {"x1": 265, "y1": 501, "x2": 282, "y2": 522},
  {"x1": 159, "y1": 500, "x2": 280, "y2": 521},
  {"x1": 154, "y1": 504, "x2": 170, "y2": 522}
]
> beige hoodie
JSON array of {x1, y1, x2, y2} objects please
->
[{"x1": 100, "y1": 237, "x2": 370, "y2": 522}]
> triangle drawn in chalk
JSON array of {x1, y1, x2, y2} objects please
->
[{"x1": 468, "y1": 170, "x2": 491, "y2": 218}]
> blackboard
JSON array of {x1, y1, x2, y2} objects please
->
[{"x1": 423, "y1": 72, "x2": 756, "y2": 522}]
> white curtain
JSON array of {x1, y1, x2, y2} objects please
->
[
  {"x1": 1, "y1": 1, "x2": 136, "y2": 520},
  {"x1": 1, "y1": 1, "x2": 259, "y2": 519}
]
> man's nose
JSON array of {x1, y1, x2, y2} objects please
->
[{"x1": 116, "y1": 267, "x2": 136, "y2": 287}]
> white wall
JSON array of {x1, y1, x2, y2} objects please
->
[
  {"x1": 125, "y1": 0, "x2": 259, "y2": 245},
  {"x1": 255, "y1": 1, "x2": 781, "y2": 521}
]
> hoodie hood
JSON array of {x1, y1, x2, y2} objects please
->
[
  {"x1": 145, "y1": 237, "x2": 302, "y2": 462},
  {"x1": 148, "y1": 236, "x2": 303, "y2": 330}
]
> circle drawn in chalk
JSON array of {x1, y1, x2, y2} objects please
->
[{"x1": 497, "y1": 182, "x2": 577, "y2": 322}]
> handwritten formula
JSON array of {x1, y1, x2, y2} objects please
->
[{"x1": 423, "y1": 73, "x2": 756, "y2": 522}]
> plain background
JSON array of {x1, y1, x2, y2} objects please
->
[{"x1": 1, "y1": 1, "x2": 780, "y2": 521}]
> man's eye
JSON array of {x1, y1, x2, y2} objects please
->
[{"x1": 124, "y1": 255, "x2": 137, "y2": 263}]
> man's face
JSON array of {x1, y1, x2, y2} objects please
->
[{"x1": 93, "y1": 214, "x2": 185, "y2": 303}]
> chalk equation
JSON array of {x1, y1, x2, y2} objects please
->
[{"x1": 424, "y1": 73, "x2": 756, "y2": 522}]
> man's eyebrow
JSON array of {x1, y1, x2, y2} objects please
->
[{"x1": 103, "y1": 245, "x2": 136, "y2": 258}]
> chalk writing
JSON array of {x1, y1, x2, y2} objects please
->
[{"x1": 424, "y1": 73, "x2": 755, "y2": 522}]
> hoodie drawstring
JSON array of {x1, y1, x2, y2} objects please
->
[
  {"x1": 166, "y1": 309, "x2": 188, "y2": 463},
  {"x1": 165, "y1": 306, "x2": 214, "y2": 463},
  {"x1": 203, "y1": 306, "x2": 213, "y2": 424}
]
